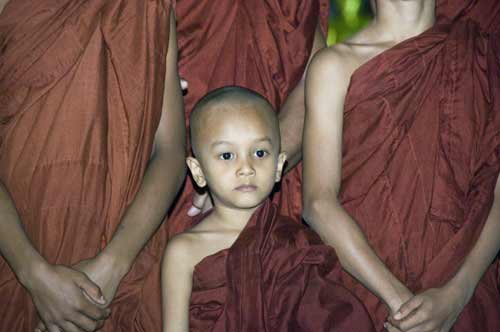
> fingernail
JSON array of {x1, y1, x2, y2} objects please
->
[
  {"x1": 394, "y1": 312, "x2": 402, "y2": 320},
  {"x1": 187, "y1": 206, "x2": 200, "y2": 216}
]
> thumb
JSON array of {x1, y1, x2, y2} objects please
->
[
  {"x1": 188, "y1": 192, "x2": 208, "y2": 216},
  {"x1": 393, "y1": 296, "x2": 424, "y2": 320},
  {"x1": 75, "y1": 273, "x2": 106, "y2": 305}
]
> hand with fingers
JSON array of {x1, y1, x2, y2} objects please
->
[
  {"x1": 25, "y1": 263, "x2": 110, "y2": 332},
  {"x1": 187, "y1": 191, "x2": 212, "y2": 216},
  {"x1": 386, "y1": 283, "x2": 469, "y2": 332},
  {"x1": 35, "y1": 254, "x2": 128, "y2": 332}
]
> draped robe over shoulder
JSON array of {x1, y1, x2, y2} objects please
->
[
  {"x1": 0, "y1": 1, "x2": 172, "y2": 330},
  {"x1": 338, "y1": 10, "x2": 500, "y2": 332},
  {"x1": 189, "y1": 201, "x2": 374, "y2": 332},
  {"x1": 167, "y1": 0, "x2": 330, "y2": 239}
]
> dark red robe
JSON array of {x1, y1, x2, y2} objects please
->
[
  {"x1": 189, "y1": 201, "x2": 375, "y2": 331},
  {"x1": 167, "y1": 0, "x2": 330, "y2": 239},
  {"x1": 338, "y1": 10, "x2": 500, "y2": 332},
  {"x1": 0, "y1": 1, "x2": 171, "y2": 330}
]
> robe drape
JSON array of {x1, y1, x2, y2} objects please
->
[
  {"x1": 0, "y1": 1, "x2": 171, "y2": 330},
  {"x1": 189, "y1": 200, "x2": 375, "y2": 332},
  {"x1": 166, "y1": 0, "x2": 330, "y2": 239},
  {"x1": 338, "y1": 8, "x2": 500, "y2": 332}
]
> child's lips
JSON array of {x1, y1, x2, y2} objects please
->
[{"x1": 234, "y1": 184, "x2": 257, "y2": 192}]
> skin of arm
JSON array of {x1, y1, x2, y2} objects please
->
[
  {"x1": 71, "y1": 8, "x2": 187, "y2": 306},
  {"x1": 302, "y1": 49, "x2": 413, "y2": 314},
  {"x1": 388, "y1": 177, "x2": 500, "y2": 332},
  {"x1": 187, "y1": 22, "x2": 326, "y2": 216},
  {"x1": 162, "y1": 235, "x2": 195, "y2": 332},
  {"x1": 278, "y1": 22, "x2": 326, "y2": 173}
]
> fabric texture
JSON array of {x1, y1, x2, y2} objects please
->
[
  {"x1": 0, "y1": 1, "x2": 171, "y2": 330},
  {"x1": 338, "y1": 6, "x2": 500, "y2": 331},
  {"x1": 189, "y1": 200, "x2": 375, "y2": 332}
]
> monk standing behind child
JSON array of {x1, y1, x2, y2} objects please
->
[{"x1": 162, "y1": 86, "x2": 375, "y2": 332}]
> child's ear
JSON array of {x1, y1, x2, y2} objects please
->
[
  {"x1": 275, "y1": 152, "x2": 287, "y2": 182},
  {"x1": 186, "y1": 157, "x2": 207, "y2": 188}
]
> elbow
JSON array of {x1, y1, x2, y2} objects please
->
[{"x1": 302, "y1": 192, "x2": 339, "y2": 228}]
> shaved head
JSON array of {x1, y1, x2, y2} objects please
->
[{"x1": 190, "y1": 86, "x2": 280, "y2": 156}]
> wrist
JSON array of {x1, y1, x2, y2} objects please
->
[
  {"x1": 449, "y1": 272, "x2": 476, "y2": 304},
  {"x1": 17, "y1": 257, "x2": 49, "y2": 290},
  {"x1": 386, "y1": 283, "x2": 413, "y2": 314},
  {"x1": 97, "y1": 248, "x2": 132, "y2": 279}
]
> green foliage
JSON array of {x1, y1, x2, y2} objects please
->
[{"x1": 328, "y1": 0, "x2": 373, "y2": 45}]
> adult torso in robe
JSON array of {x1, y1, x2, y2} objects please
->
[
  {"x1": 0, "y1": 1, "x2": 171, "y2": 330},
  {"x1": 338, "y1": 15, "x2": 500, "y2": 332},
  {"x1": 189, "y1": 201, "x2": 375, "y2": 332},
  {"x1": 167, "y1": 0, "x2": 330, "y2": 238}
]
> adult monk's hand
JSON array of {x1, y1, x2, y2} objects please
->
[
  {"x1": 36, "y1": 253, "x2": 124, "y2": 332},
  {"x1": 187, "y1": 192, "x2": 212, "y2": 216},
  {"x1": 387, "y1": 282, "x2": 469, "y2": 332},
  {"x1": 25, "y1": 262, "x2": 110, "y2": 332}
]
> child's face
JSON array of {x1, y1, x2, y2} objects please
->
[{"x1": 188, "y1": 104, "x2": 286, "y2": 211}]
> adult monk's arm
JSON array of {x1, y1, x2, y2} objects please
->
[
  {"x1": 279, "y1": 22, "x2": 326, "y2": 172},
  {"x1": 302, "y1": 49, "x2": 413, "y2": 314},
  {"x1": 0, "y1": 182, "x2": 110, "y2": 332},
  {"x1": 390, "y1": 177, "x2": 500, "y2": 332},
  {"x1": 73, "y1": 9, "x2": 186, "y2": 303}
]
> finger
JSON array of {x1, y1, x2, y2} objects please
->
[
  {"x1": 70, "y1": 314, "x2": 101, "y2": 332},
  {"x1": 47, "y1": 324, "x2": 63, "y2": 332},
  {"x1": 394, "y1": 308, "x2": 431, "y2": 331},
  {"x1": 406, "y1": 321, "x2": 438, "y2": 332},
  {"x1": 201, "y1": 195, "x2": 213, "y2": 213},
  {"x1": 78, "y1": 300, "x2": 111, "y2": 321},
  {"x1": 61, "y1": 320, "x2": 85, "y2": 332},
  {"x1": 35, "y1": 321, "x2": 47, "y2": 332},
  {"x1": 394, "y1": 296, "x2": 425, "y2": 320},
  {"x1": 180, "y1": 78, "x2": 188, "y2": 91},
  {"x1": 384, "y1": 322, "x2": 403, "y2": 332},
  {"x1": 74, "y1": 274, "x2": 106, "y2": 305},
  {"x1": 188, "y1": 193, "x2": 207, "y2": 216}
]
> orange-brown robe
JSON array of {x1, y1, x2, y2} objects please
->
[
  {"x1": 0, "y1": 1, "x2": 172, "y2": 331},
  {"x1": 189, "y1": 200, "x2": 375, "y2": 332},
  {"x1": 166, "y1": 0, "x2": 330, "y2": 239},
  {"x1": 338, "y1": 12, "x2": 500, "y2": 332}
]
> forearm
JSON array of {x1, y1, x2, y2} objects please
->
[
  {"x1": 303, "y1": 197, "x2": 411, "y2": 312},
  {"x1": 278, "y1": 78, "x2": 306, "y2": 172},
  {"x1": 0, "y1": 181, "x2": 47, "y2": 285},
  {"x1": 450, "y1": 190, "x2": 500, "y2": 299},
  {"x1": 101, "y1": 148, "x2": 186, "y2": 273}
]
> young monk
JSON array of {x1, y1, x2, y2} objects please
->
[
  {"x1": 302, "y1": 0, "x2": 500, "y2": 332},
  {"x1": 162, "y1": 86, "x2": 374, "y2": 332}
]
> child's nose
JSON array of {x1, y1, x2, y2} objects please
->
[{"x1": 237, "y1": 158, "x2": 255, "y2": 177}]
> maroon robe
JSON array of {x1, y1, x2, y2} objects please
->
[
  {"x1": 0, "y1": 1, "x2": 171, "y2": 330},
  {"x1": 189, "y1": 201, "x2": 375, "y2": 331},
  {"x1": 166, "y1": 0, "x2": 330, "y2": 240},
  {"x1": 338, "y1": 14, "x2": 500, "y2": 332}
]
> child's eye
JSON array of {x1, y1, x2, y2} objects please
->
[
  {"x1": 254, "y1": 149, "x2": 268, "y2": 158},
  {"x1": 219, "y1": 152, "x2": 234, "y2": 160}
]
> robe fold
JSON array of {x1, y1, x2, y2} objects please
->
[
  {"x1": 167, "y1": 0, "x2": 330, "y2": 239},
  {"x1": 189, "y1": 200, "x2": 375, "y2": 332},
  {"x1": 0, "y1": 1, "x2": 171, "y2": 330},
  {"x1": 338, "y1": 14, "x2": 500, "y2": 332}
]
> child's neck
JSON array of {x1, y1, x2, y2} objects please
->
[{"x1": 210, "y1": 203, "x2": 261, "y2": 232}]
